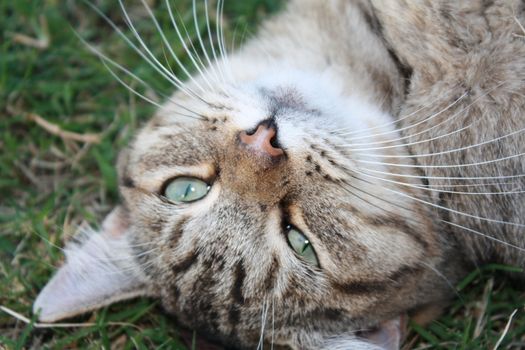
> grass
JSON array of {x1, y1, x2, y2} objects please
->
[{"x1": 0, "y1": 0, "x2": 523, "y2": 349}]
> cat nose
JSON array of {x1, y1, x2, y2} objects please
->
[{"x1": 239, "y1": 121, "x2": 284, "y2": 158}]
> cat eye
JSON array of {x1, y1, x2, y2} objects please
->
[
  {"x1": 286, "y1": 226, "x2": 319, "y2": 267},
  {"x1": 163, "y1": 177, "x2": 210, "y2": 203}
]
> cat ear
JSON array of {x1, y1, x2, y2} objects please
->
[
  {"x1": 361, "y1": 315, "x2": 407, "y2": 350},
  {"x1": 33, "y1": 207, "x2": 155, "y2": 322},
  {"x1": 320, "y1": 315, "x2": 406, "y2": 350}
]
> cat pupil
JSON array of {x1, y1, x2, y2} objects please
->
[
  {"x1": 287, "y1": 228, "x2": 319, "y2": 266},
  {"x1": 184, "y1": 184, "x2": 194, "y2": 198}
]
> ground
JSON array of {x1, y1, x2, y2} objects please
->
[{"x1": 0, "y1": 0, "x2": 524, "y2": 349}]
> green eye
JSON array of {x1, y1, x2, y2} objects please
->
[
  {"x1": 163, "y1": 177, "x2": 210, "y2": 203},
  {"x1": 286, "y1": 226, "x2": 319, "y2": 267}
]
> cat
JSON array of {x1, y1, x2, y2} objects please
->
[{"x1": 33, "y1": 0, "x2": 525, "y2": 349}]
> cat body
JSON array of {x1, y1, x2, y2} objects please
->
[
  {"x1": 372, "y1": 0, "x2": 525, "y2": 270},
  {"x1": 34, "y1": 0, "x2": 525, "y2": 349}
]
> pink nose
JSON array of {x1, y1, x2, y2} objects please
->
[{"x1": 239, "y1": 123, "x2": 284, "y2": 158}]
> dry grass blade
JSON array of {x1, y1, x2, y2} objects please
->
[
  {"x1": 27, "y1": 113, "x2": 102, "y2": 144},
  {"x1": 474, "y1": 278, "x2": 494, "y2": 338},
  {"x1": 8, "y1": 15, "x2": 50, "y2": 50},
  {"x1": 493, "y1": 309, "x2": 518, "y2": 350},
  {"x1": 0, "y1": 305, "x2": 142, "y2": 330},
  {"x1": 13, "y1": 160, "x2": 46, "y2": 190}
]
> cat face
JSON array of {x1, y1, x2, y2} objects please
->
[
  {"x1": 112, "y1": 72, "x2": 455, "y2": 348},
  {"x1": 33, "y1": 1, "x2": 466, "y2": 348}
]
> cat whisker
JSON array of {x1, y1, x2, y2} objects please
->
[
  {"x1": 337, "y1": 90, "x2": 469, "y2": 142},
  {"x1": 271, "y1": 294, "x2": 275, "y2": 350},
  {"x1": 343, "y1": 124, "x2": 472, "y2": 152},
  {"x1": 118, "y1": 0, "x2": 209, "y2": 97},
  {"x1": 347, "y1": 171, "x2": 525, "y2": 252},
  {"x1": 419, "y1": 261, "x2": 461, "y2": 299},
  {"x1": 339, "y1": 179, "x2": 427, "y2": 227},
  {"x1": 164, "y1": 0, "x2": 220, "y2": 93},
  {"x1": 217, "y1": 0, "x2": 234, "y2": 82},
  {"x1": 257, "y1": 298, "x2": 270, "y2": 350},
  {"x1": 230, "y1": 21, "x2": 244, "y2": 54},
  {"x1": 331, "y1": 84, "x2": 463, "y2": 136},
  {"x1": 443, "y1": 220, "x2": 525, "y2": 252},
  {"x1": 80, "y1": 30, "x2": 211, "y2": 120},
  {"x1": 427, "y1": 181, "x2": 519, "y2": 188},
  {"x1": 99, "y1": 59, "x2": 205, "y2": 121},
  {"x1": 74, "y1": 29, "x2": 202, "y2": 120},
  {"x1": 357, "y1": 167, "x2": 525, "y2": 182},
  {"x1": 351, "y1": 125, "x2": 525, "y2": 157},
  {"x1": 101, "y1": 60, "x2": 164, "y2": 109},
  {"x1": 355, "y1": 151, "x2": 525, "y2": 169},
  {"x1": 137, "y1": 0, "x2": 215, "y2": 94},
  {"x1": 355, "y1": 168, "x2": 525, "y2": 196},
  {"x1": 186, "y1": 0, "x2": 224, "y2": 86},
  {"x1": 82, "y1": 0, "x2": 199, "y2": 102},
  {"x1": 30, "y1": 228, "x2": 67, "y2": 253},
  {"x1": 340, "y1": 81, "x2": 505, "y2": 148},
  {"x1": 351, "y1": 168, "x2": 525, "y2": 227},
  {"x1": 204, "y1": 0, "x2": 226, "y2": 84}
]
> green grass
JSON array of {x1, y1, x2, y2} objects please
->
[{"x1": 0, "y1": 0, "x2": 523, "y2": 349}]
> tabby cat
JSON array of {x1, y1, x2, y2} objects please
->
[{"x1": 33, "y1": 0, "x2": 525, "y2": 349}]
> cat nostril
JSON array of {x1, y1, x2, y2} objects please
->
[{"x1": 239, "y1": 122, "x2": 284, "y2": 158}]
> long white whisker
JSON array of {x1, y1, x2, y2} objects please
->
[
  {"x1": 138, "y1": 0, "x2": 211, "y2": 93},
  {"x1": 98, "y1": 55, "x2": 204, "y2": 120},
  {"x1": 271, "y1": 295, "x2": 275, "y2": 350},
  {"x1": 116, "y1": 0, "x2": 208, "y2": 100},
  {"x1": 163, "y1": 0, "x2": 217, "y2": 93},
  {"x1": 205, "y1": 0, "x2": 225, "y2": 82},
  {"x1": 230, "y1": 21, "x2": 243, "y2": 53},
  {"x1": 83, "y1": 34, "x2": 207, "y2": 119},
  {"x1": 427, "y1": 181, "x2": 519, "y2": 188},
  {"x1": 217, "y1": 0, "x2": 233, "y2": 81},
  {"x1": 257, "y1": 299, "x2": 269, "y2": 350},
  {"x1": 101, "y1": 60, "x2": 164, "y2": 109},
  {"x1": 351, "y1": 169, "x2": 525, "y2": 227},
  {"x1": 356, "y1": 151, "x2": 525, "y2": 169},
  {"x1": 358, "y1": 167, "x2": 525, "y2": 181},
  {"x1": 188, "y1": 0, "x2": 223, "y2": 84},
  {"x1": 215, "y1": 0, "x2": 229, "y2": 83},
  {"x1": 356, "y1": 167, "x2": 525, "y2": 196},
  {"x1": 345, "y1": 124, "x2": 472, "y2": 152},
  {"x1": 332, "y1": 85, "x2": 461, "y2": 136},
  {"x1": 353, "y1": 126, "x2": 525, "y2": 158},
  {"x1": 82, "y1": 0, "x2": 198, "y2": 101},
  {"x1": 419, "y1": 261, "x2": 460, "y2": 298},
  {"x1": 339, "y1": 91, "x2": 469, "y2": 141},
  {"x1": 173, "y1": 1, "x2": 211, "y2": 80},
  {"x1": 340, "y1": 181, "x2": 427, "y2": 227},
  {"x1": 443, "y1": 220, "x2": 525, "y2": 251},
  {"x1": 341, "y1": 82, "x2": 505, "y2": 148}
]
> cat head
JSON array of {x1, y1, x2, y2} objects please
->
[
  {"x1": 33, "y1": 1, "x2": 462, "y2": 348},
  {"x1": 34, "y1": 68, "x2": 459, "y2": 348}
]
